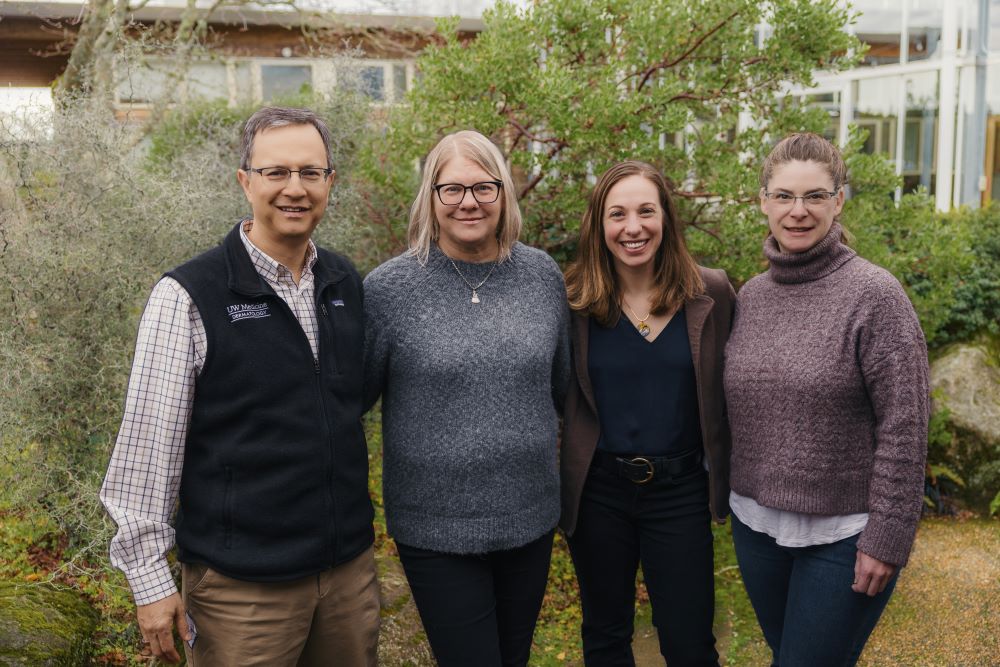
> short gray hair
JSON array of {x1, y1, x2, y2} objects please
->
[{"x1": 239, "y1": 106, "x2": 334, "y2": 170}]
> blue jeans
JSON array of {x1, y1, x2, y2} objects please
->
[{"x1": 731, "y1": 514, "x2": 897, "y2": 667}]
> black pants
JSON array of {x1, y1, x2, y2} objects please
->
[
  {"x1": 396, "y1": 530, "x2": 554, "y2": 667},
  {"x1": 567, "y1": 457, "x2": 719, "y2": 667}
]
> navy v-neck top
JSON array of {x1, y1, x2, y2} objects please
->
[{"x1": 588, "y1": 308, "x2": 702, "y2": 456}]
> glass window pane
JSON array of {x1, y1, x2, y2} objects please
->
[
  {"x1": 392, "y1": 64, "x2": 407, "y2": 102},
  {"x1": 116, "y1": 61, "x2": 169, "y2": 104},
  {"x1": 232, "y1": 63, "x2": 253, "y2": 104},
  {"x1": 854, "y1": 78, "x2": 899, "y2": 157},
  {"x1": 991, "y1": 0, "x2": 1000, "y2": 52},
  {"x1": 186, "y1": 63, "x2": 228, "y2": 101},
  {"x1": 851, "y1": 0, "x2": 903, "y2": 66},
  {"x1": 988, "y1": 62, "x2": 1000, "y2": 116},
  {"x1": 261, "y1": 65, "x2": 312, "y2": 101},
  {"x1": 359, "y1": 66, "x2": 385, "y2": 101},
  {"x1": 802, "y1": 92, "x2": 841, "y2": 142},
  {"x1": 902, "y1": 71, "x2": 939, "y2": 194},
  {"x1": 907, "y1": 3, "x2": 944, "y2": 61}
]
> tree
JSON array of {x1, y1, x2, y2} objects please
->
[
  {"x1": 54, "y1": 0, "x2": 305, "y2": 103},
  {"x1": 362, "y1": 0, "x2": 865, "y2": 278}
]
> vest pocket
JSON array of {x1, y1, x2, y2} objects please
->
[{"x1": 223, "y1": 466, "x2": 233, "y2": 549}]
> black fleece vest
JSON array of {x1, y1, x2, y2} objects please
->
[{"x1": 166, "y1": 223, "x2": 373, "y2": 581}]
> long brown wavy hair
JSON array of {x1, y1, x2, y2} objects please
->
[{"x1": 565, "y1": 161, "x2": 704, "y2": 326}]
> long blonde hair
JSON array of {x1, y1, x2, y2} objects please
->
[
  {"x1": 407, "y1": 130, "x2": 523, "y2": 264},
  {"x1": 565, "y1": 161, "x2": 703, "y2": 326}
]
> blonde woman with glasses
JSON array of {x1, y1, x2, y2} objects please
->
[{"x1": 363, "y1": 130, "x2": 570, "y2": 667}]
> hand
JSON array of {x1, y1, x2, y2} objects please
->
[
  {"x1": 852, "y1": 550, "x2": 896, "y2": 597},
  {"x1": 136, "y1": 593, "x2": 191, "y2": 663}
]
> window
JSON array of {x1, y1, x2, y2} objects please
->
[
  {"x1": 186, "y1": 63, "x2": 229, "y2": 101},
  {"x1": 261, "y1": 65, "x2": 312, "y2": 101},
  {"x1": 359, "y1": 66, "x2": 385, "y2": 101},
  {"x1": 116, "y1": 60, "x2": 169, "y2": 104},
  {"x1": 907, "y1": 4, "x2": 944, "y2": 61},
  {"x1": 854, "y1": 78, "x2": 899, "y2": 157},
  {"x1": 850, "y1": 0, "x2": 903, "y2": 66},
  {"x1": 392, "y1": 64, "x2": 408, "y2": 103},
  {"x1": 342, "y1": 62, "x2": 411, "y2": 104},
  {"x1": 902, "y1": 72, "x2": 939, "y2": 193}
]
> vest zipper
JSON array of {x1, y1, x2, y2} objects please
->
[
  {"x1": 315, "y1": 291, "x2": 338, "y2": 563},
  {"x1": 223, "y1": 466, "x2": 233, "y2": 549}
]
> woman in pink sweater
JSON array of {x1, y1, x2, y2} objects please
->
[{"x1": 723, "y1": 133, "x2": 929, "y2": 666}]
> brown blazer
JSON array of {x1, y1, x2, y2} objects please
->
[{"x1": 559, "y1": 266, "x2": 737, "y2": 535}]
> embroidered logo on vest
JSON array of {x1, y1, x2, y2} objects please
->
[
  {"x1": 331, "y1": 299, "x2": 345, "y2": 307},
  {"x1": 226, "y1": 302, "x2": 271, "y2": 323}
]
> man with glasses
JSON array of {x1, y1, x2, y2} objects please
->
[{"x1": 101, "y1": 106, "x2": 378, "y2": 665}]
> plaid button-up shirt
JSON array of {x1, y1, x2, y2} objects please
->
[{"x1": 99, "y1": 222, "x2": 319, "y2": 605}]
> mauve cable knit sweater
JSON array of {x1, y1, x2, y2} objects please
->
[{"x1": 724, "y1": 224, "x2": 929, "y2": 567}]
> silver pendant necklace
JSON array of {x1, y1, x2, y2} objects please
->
[{"x1": 449, "y1": 258, "x2": 498, "y2": 304}]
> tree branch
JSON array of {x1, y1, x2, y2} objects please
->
[
  {"x1": 517, "y1": 141, "x2": 567, "y2": 199},
  {"x1": 632, "y1": 8, "x2": 741, "y2": 92}
]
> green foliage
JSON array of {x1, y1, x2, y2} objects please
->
[
  {"x1": 146, "y1": 98, "x2": 248, "y2": 168},
  {"x1": 1, "y1": 79, "x2": 372, "y2": 664},
  {"x1": 924, "y1": 398, "x2": 1000, "y2": 515},
  {"x1": 929, "y1": 203, "x2": 1000, "y2": 346},
  {"x1": 990, "y1": 490, "x2": 1000, "y2": 517},
  {"x1": 364, "y1": 0, "x2": 863, "y2": 268}
]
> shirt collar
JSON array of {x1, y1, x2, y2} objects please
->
[{"x1": 239, "y1": 219, "x2": 317, "y2": 284}]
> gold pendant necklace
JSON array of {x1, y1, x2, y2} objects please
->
[{"x1": 622, "y1": 298, "x2": 652, "y2": 337}]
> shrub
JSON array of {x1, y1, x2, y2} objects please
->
[{"x1": 0, "y1": 86, "x2": 371, "y2": 550}]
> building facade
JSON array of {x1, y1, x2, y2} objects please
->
[
  {"x1": 780, "y1": 0, "x2": 999, "y2": 209},
  {"x1": 1, "y1": 0, "x2": 996, "y2": 209}
]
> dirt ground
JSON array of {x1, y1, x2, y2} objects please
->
[
  {"x1": 373, "y1": 517, "x2": 1000, "y2": 666},
  {"x1": 632, "y1": 517, "x2": 1000, "y2": 667}
]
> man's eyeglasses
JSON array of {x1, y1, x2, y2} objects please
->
[
  {"x1": 433, "y1": 181, "x2": 503, "y2": 206},
  {"x1": 245, "y1": 166, "x2": 334, "y2": 185},
  {"x1": 764, "y1": 190, "x2": 839, "y2": 208}
]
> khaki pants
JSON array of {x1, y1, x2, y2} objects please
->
[{"x1": 181, "y1": 546, "x2": 380, "y2": 667}]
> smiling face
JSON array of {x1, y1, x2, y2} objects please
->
[
  {"x1": 602, "y1": 175, "x2": 664, "y2": 275},
  {"x1": 433, "y1": 156, "x2": 502, "y2": 261},
  {"x1": 761, "y1": 159, "x2": 844, "y2": 254},
  {"x1": 236, "y1": 123, "x2": 333, "y2": 248}
]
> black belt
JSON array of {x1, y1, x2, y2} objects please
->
[{"x1": 592, "y1": 448, "x2": 702, "y2": 484}]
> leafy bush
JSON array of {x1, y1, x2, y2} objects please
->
[
  {"x1": 0, "y1": 84, "x2": 371, "y2": 553},
  {"x1": 928, "y1": 203, "x2": 1000, "y2": 346},
  {"x1": 363, "y1": 0, "x2": 864, "y2": 270}
]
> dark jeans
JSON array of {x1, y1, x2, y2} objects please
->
[
  {"x1": 567, "y1": 459, "x2": 719, "y2": 667},
  {"x1": 731, "y1": 514, "x2": 897, "y2": 667},
  {"x1": 395, "y1": 530, "x2": 554, "y2": 667}
]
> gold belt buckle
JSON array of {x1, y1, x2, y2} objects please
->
[{"x1": 629, "y1": 457, "x2": 654, "y2": 484}]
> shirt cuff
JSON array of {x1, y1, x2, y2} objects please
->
[{"x1": 125, "y1": 560, "x2": 179, "y2": 606}]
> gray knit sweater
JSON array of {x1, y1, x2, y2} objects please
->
[
  {"x1": 724, "y1": 224, "x2": 929, "y2": 566},
  {"x1": 364, "y1": 242, "x2": 571, "y2": 554}
]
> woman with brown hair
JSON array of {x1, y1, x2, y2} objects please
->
[
  {"x1": 724, "y1": 133, "x2": 928, "y2": 666},
  {"x1": 561, "y1": 160, "x2": 734, "y2": 666}
]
